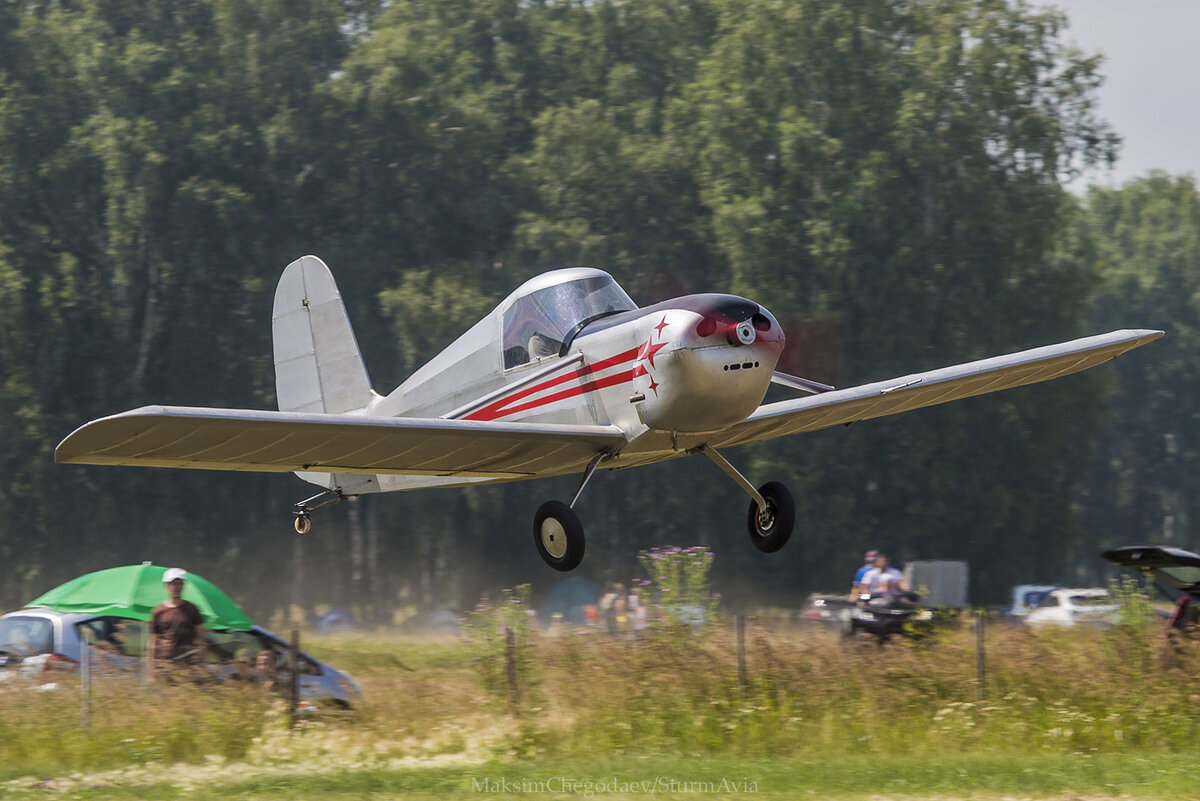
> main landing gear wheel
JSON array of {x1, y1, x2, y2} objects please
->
[
  {"x1": 294, "y1": 514, "x2": 311, "y2": 535},
  {"x1": 746, "y1": 481, "x2": 794, "y2": 553},
  {"x1": 533, "y1": 500, "x2": 586, "y2": 572}
]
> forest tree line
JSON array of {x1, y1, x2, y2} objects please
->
[{"x1": 0, "y1": 0, "x2": 1196, "y2": 621}]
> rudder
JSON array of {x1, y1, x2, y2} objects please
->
[{"x1": 273, "y1": 255, "x2": 374, "y2": 415}]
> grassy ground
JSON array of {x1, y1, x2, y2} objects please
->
[
  {"x1": 2, "y1": 614, "x2": 1199, "y2": 799},
  {"x1": 4, "y1": 753, "x2": 1200, "y2": 799}
]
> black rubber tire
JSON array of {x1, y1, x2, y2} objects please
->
[
  {"x1": 746, "y1": 481, "x2": 795, "y2": 554},
  {"x1": 533, "y1": 500, "x2": 586, "y2": 571}
]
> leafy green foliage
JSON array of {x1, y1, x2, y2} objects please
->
[
  {"x1": 638, "y1": 546, "x2": 718, "y2": 625},
  {"x1": 463, "y1": 584, "x2": 534, "y2": 703},
  {"x1": 1082, "y1": 174, "x2": 1200, "y2": 558}
]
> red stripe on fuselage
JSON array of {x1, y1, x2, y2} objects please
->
[{"x1": 464, "y1": 347, "x2": 641, "y2": 421}]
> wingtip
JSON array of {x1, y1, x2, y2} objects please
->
[
  {"x1": 1127, "y1": 329, "x2": 1166, "y2": 348},
  {"x1": 55, "y1": 418, "x2": 108, "y2": 464},
  {"x1": 54, "y1": 406, "x2": 168, "y2": 464},
  {"x1": 54, "y1": 429, "x2": 86, "y2": 464},
  {"x1": 1106, "y1": 328, "x2": 1164, "y2": 347}
]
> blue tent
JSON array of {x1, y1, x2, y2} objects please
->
[{"x1": 539, "y1": 577, "x2": 601, "y2": 625}]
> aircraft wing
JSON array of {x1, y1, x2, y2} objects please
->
[
  {"x1": 707, "y1": 329, "x2": 1164, "y2": 450},
  {"x1": 55, "y1": 406, "x2": 627, "y2": 478}
]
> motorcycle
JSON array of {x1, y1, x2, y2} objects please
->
[{"x1": 843, "y1": 591, "x2": 932, "y2": 643}]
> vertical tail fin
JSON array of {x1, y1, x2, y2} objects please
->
[{"x1": 273, "y1": 255, "x2": 374, "y2": 415}]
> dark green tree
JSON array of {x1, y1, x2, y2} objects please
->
[
  {"x1": 0, "y1": 0, "x2": 350, "y2": 611},
  {"x1": 1082, "y1": 173, "x2": 1200, "y2": 560},
  {"x1": 0, "y1": 0, "x2": 1137, "y2": 615},
  {"x1": 666, "y1": 0, "x2": 1116, "y2": 601}
]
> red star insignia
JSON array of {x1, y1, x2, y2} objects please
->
[
  {"x1": 648, "y1": 377, "x2": 660, "y2": 396},
  {"x1": 654, "y1": 316, "x2": 670, "y2": 336},
  {"x1": 637, "y1": 338, "x2": 668, "y2": 367}
]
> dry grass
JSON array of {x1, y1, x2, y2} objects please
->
[
  {"x1": 2, "y1": 616, "x2": 1199, "y2": 788},
  {"x1": 0, "y1": 672, "x2": 275, "y2": 780},
  {"x1": 520, "y1": 618, "x2": 1200, "y2": 758}
]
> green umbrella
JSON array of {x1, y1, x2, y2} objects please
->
[{"x1": 27, "y1": 564, "x2": 254, "y2": 631}]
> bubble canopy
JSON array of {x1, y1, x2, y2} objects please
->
[{"x1": 500, "y1": 269, "x2": 637, "y2": 368}]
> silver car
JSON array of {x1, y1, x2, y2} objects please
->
[{"x1": 0, "y1": 608, "x2": 361, "y2": 708}]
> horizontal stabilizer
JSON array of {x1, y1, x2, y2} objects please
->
[{"x1": 56, "y1": 406, "x2": 627, "y2": 479}]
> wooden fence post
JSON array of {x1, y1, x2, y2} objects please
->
[
  {"x1": 505, "y1": 627, "x2": 520, "y2": 712},
  {"x1": 143, "y1": 622, "x2": 151, "y2": 686},
  {"x1": 80, "y1": 628, "x2": 91, "y2": 728},
  {"x1": 735, "y1": 615, "x2": 747, "y2": 699},
  {"x1": 289, "y1": 630, "x2": 300, "y2": 731},
  {"x1": 975, "y1": 610, "x2": 986, "y2": 701}
]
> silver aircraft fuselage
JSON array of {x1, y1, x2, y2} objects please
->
[{"x1": 348, "y1": 270, "x2": 785, "y2": 493}]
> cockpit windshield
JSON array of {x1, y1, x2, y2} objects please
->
[{"x1": 502, "y1": 275, "x2": 636, "y2": 368}]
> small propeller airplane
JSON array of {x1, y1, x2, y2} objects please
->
[{"x1": 56, "y1": 256, "x2": 1162, "y2": 571}]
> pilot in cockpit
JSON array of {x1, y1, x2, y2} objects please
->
[
  {"x1": 502, "y1": 275, "x2": 633, "y2": 368},
  {"x1": 528, "y1": 331, "x2": 561, "y2": 359}
]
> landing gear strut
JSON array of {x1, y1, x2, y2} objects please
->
[
  {"x1": 696, "y1": 445, "x2": 795, "y2": 554},
  {"x1": 292, "y1": 489, "x2": 346, "y2": 534},
  {"x1": 532, "y1": 453, "x2": 606, "y2": 571}
]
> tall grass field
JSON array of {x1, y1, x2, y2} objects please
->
[{"x1": 2, "y1": 599, "x2": 1198, "y2": 799}]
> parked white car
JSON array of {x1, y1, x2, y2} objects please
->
[{"x1": 1024, "y1": 588, "x2": 1118, "y2": 628}]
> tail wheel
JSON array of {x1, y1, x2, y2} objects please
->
[
  {"x1": 294, "y1": 515, "x2": 311, "y2": 535},
  {"x1": 533, "y1": 500, "x2": 586, "y2": 571},
  {"x1": 746, "y1": 481, "x2": 794, "y2": 553}
]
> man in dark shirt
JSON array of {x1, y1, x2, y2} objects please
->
[{"x1": 149, "y1": 567, "x2": 206, "y2": 678}]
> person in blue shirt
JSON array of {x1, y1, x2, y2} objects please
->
[
  {"x1": 855, "y1": 554, "x2": 910, "y2": 601},
  {"x1": 851, "y1": 550, "x2": 878, "y2": 595}
]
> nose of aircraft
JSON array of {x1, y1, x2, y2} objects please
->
[
  {"x1": 632, "y1": 295, "x2": 785, "y2": 433},
  {"x1": 676, "y1": 296, "x2": 785, "y2": 356},
  {"x1": 731, "y1": 320, "x2": 757, "y2": 346}
]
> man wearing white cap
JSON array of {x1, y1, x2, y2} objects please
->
[{"x1": 148, "y1": 567, "x2": 206, "y2": 678}]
